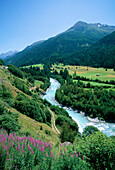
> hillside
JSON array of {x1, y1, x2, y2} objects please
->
[
  {"x1": 0, "y1": 64, "x2": 60, "y2": 142},
  {"x1": 66, "y1": 31, "x2": 115, "y2": 68},
  {"x1": 0, "y1": 62, "x2": 115, "y2": 170},
  {"x1": 5, "y1": 21, "x2": 115, "y2": 66}
]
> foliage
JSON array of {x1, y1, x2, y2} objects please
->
[
  {"x1": 21, "y1": 66, "x2": 50, "y2": 91},
  {"x1": 15, "y1": 93, "x2": 51, "y2": 124},
  {"x1": 8, "y1": 64, "x2": 24, "y2": 78},
  {"x1": 55, "y1": 115, "x2": 79, "y2": 143},
  {"x1": 0, "y1": 103, "x2": 20, "y2": 134},
  {"x1": 1, "y1": 85, "x2": 13, "y2": 99},
  {"x1": 74, "y1": 131, "x2": 115, "y2": 170},
  {"x1": 50, "y1": 105, "x2": 69, "y2": 117},
  {"x1": 55, "y1": 82, "x2": 115, "y2": 121},
  {"x1": 12, "y1": 77, "x2": 31, "y2": 95},
  {"x1": 0, "y1": 59, "x2": 5, "y2": 65},
  {"x1": 82, "y1": 125, "x2": 99, "y2": 136},
  {"x1": 60, "y1": 122, "x2": 78, "y2": 143}
]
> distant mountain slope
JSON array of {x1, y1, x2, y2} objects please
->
[
  {"x1": 66, "y1": 31, "x2": 115, "y2": 68},
  {"x1": 0, "y1": 50, "x2": 18, "y2": 60},
  {"x1": 5, "y1": 21, "x2": 115, "y2": 66}
]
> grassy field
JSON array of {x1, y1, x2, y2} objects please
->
[
  {"x1": 22, "y1": 64, "x2": 44, "y2": 69},
  {"x1": 18, "y1": 112, "x2": 59, "y2": 144},
  {"x1": 73, "y1": 80, "x2": 115, "y2": 91},
  {"x1": 7, "y1": 107, "x2": 60, "y2": 145},
  {"x1": 34, "y1": 80, "x2": 43, "y2": 87},
  {"x1": 52, "y1": 64, "x2": 115, "y2": 82}
]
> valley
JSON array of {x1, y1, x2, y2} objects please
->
[{"x1": 0, "y1": 20, "x2": 115, "y2": 169}]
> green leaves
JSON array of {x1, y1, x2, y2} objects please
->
[
  {"x1": 74, "y1": 131, "x2": 115, "y2": 169},
  {"x1": 0, "y1": 103, "x2": 20, "y2": 134},
  {"x1": 55, "y1": 82, "x2": 115, "y2": 121}
]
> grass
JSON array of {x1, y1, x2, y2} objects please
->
[
  {"x1": 0, "y1": 66, "x2": 60, "y2": 145},
  {"x1": 74, "y1": 80, "x2": 115, "y2": 87},
  {"x1": 8, "y1": 107, "x2": 60, "y2": 145},
  {"x1": 34, "y1": 80, "x2": 43, "y2": 87},
  {"x1": 73, "y1": 80, "x2": 115, "y2": 91},
  {"x1": 18, "y1": 112, "x2": 59, "y2": 144},
  {"x1": 22, "y1": 64, "x2": 44, "y2": 69},
  {"x1": 52, "y1": 64, "x2": 115, "y2": 82}
]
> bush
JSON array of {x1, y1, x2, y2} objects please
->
[
  {"x1": 0, "y1": 59, "x2": 5, "y2": 65},
  {"x1": 82, "y1": 125, "x2": 99, "y2": 136},
  {"x1": 60, "y1": 122, "x2": 77, "y2": 143},
  {"x1": 8, "y1": 64, "x2": 24, "y2": 78},
  {"x1": 74, "y1": 131, "x2": 115, "y2": 169}
]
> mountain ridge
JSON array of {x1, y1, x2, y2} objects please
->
[
  {"x1": 0, "y1": 50, "x2": 18, "y2": 60},
  {"x1": 5, "y1": 21, "x2": 115, "y2": 67}
]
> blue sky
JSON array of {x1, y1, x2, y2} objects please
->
[{"x1": 0, "y1": 0, "x2": 115, "y2": 53}]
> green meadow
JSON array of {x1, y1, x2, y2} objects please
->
[
  {"x1": 52, "y1": 64, "x2": 115, "y2": 82},
  {"x1": 22, "y1": 64, "x2": 44, "y2": 69}
]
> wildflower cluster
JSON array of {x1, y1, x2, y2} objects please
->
[
  {"x1": 0, "y1": 129, "x2": 88, "y2": 169},
  {"x1": 0, "y1": 129, "x2": 54, "y2": 169}
]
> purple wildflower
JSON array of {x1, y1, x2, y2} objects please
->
[
  {"x1": 46, "y1": 153, "x2": 48, "y2": 157},
  {"x1": 42, "y1": 146, "x2": 44, "y2": 153},
  {"x1": 71, "y1": 155, "x2": 74, "y2": 158},
  {"x1": 33, "y1": 142, "x2": 35, "y2": 148},
  {"x1": 74, "y1": 151, "x2": 77, "y2": 155},
  {"x1": 49, "y1": 143, "x2": 52, "y2": 149},
  {"x1": 82, "y1": 156, "x2": 85, "y2": 160},
  {"x1": 51, "y1": 151, "x2": 53, "y2": 158}
]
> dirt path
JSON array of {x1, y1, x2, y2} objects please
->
[
  {"x1": 29, "y1": 86, "x2": 36, "y2": 91},
  {"x1": 48, "y1": 109, "x2": 60, "y2": 134}
]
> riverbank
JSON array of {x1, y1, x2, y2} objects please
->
[{"x1": 42, "y1": 78, "x2": 115, "y2": 137}]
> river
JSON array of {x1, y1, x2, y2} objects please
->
[{"x1": 42, "y1": 78, "x2": 115, "y2": 137}]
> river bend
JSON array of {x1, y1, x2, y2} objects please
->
[{"x1": 42, "y1": 78, "x2": 115, "y2": 137}]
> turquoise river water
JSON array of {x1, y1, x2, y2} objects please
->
[{"x1": 43, "y1": 78, "x2": 115, "y2": 137}]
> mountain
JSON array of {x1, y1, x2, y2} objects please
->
[
  {"x1": 66, "y1": 31, "x2": 115, "y2": 68},
  {"x1": 0, "y1": 50, "x2": 18, "y2": 60},
  {"x1": 5, "y1": 21, "x2": 115, "y2": 66}
]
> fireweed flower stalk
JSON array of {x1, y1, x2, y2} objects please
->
[
  {"x1": 0, "y1": 130, "x2": 54, "y2": 169},
  {"x1": 0, "y1": 130, "x2": 87, "y2": 169}
]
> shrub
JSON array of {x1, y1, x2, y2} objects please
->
[
  {"x1": 74, "y1": 131, "x2": 115, "y2": 170},
  {"x1": 82, "y1": 125, "x2": 99, "y2": 136},
  {"x1": 0, "y1": 59, "x2": 5, "y2": 65},
  {"x1": 8, "y1": 64, "x2": 24, "y2": 78}
]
